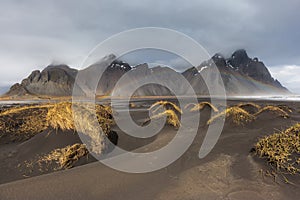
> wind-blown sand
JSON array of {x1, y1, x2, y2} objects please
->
[{"x1": 0, "y1": 99, "x2": 300, "y2": 200}]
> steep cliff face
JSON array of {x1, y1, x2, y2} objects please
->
[
  {"x1": 6, "y1": 60, "x2": 131, "y2": 97},
  {"x1": 186, "y1": 49, "x2": 289, "y2": 95},
  {"x1": 7, "y1": 65, "x2": 78, "y2": 96},
  {"x1": 226, "y1": 49, "x2": 283, "y2": 88},
  {"x1": 5, "y1": 50, "x2": 289, "y2": 97}
]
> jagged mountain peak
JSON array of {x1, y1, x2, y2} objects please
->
[
  {"x1": 4, "y1": 50, "x2": 290, "y2": 97},
  {"x1": 228, "y1": 49, "x2": 250, "y2": 69},
  {"x1": 109, "y1": 60, "x2": 131, "y2": 71}
]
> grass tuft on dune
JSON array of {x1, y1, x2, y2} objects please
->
[
  {"x1": 0, "y1": 105, "x2": 50, "y2": 141},
  {"x1": 38, "y1": 143, "x2": 89, "y2": 170},
  {"x1": 207, "y1": 107, "x2": 256, "y2": 126},
  {"x1": 185, "y1": 102, "x2": 219, "y2": 113},
  {"x1": 46, "y1": 102, "x2": 75, "y2": 131},
  {"x1": 237, "y1": 102, "x2": 261, "y2": 114},
  {"x1": 254, "y1": 105, "x2": 289, "y2": 118},
  {"x1": 145, "y1": 101, "x2": 182, "y2": 128},
  {"x1": 149, "y1": 101, "x2": 182, "y2": 115},
  {"x1": 149, "y1": 109, "x2": 181, "y2": 128},
  {"x1": 253, "y1": 123, "x2": 300, "y2": 177},
  {"x1": 0, "y1": 102, "x2": 114, "y2": 153}
]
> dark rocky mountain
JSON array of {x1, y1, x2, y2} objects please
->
[
  {"x1": 226, "y1": 49, "x2": 283, "y2": 88},
  {"x1": 4, "y1": 50, "x2": 289, "y2": 97},
  {"x1": 181, "y1": 49, "x2": 288, "y2": 95},
  {"x1": 6, "y1": 65, "x2": 77, "y2": 96}
]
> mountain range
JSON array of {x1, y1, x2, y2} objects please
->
[{"x1": 4, "y1": 49, "x2": 289, "y2": 97}]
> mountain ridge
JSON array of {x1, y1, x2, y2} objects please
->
[{"x1": 4, "y1": 49, "x2": 290, "y2": 97}]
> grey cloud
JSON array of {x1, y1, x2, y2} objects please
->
[
  {"x1": 269, "y1": 65, "x2": 300, "y2": 94},
  {"x1": 0, "y1": 0, "x2": 300, "y2": 92}
]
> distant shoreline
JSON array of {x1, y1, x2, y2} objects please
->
[{"x1": 1, "y1": 94, "x2": 300, "y2": 103}]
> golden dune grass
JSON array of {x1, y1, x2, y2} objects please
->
[
  {"x1": 151, "y1": 110, "x2": 181, "y2": 128},
  {"x1": 253, "y1": 123, "x2": 300, "y2": 176},
  {"x1": 254, "y1": 105, "x2": 289, "y2": 118},
  {"x1": 0, "y1": 102, "x2": 114, "y2": 150},
  {"x1": 143, "y1": 109, "x2": 181, "y2": 128},
  {"x1": 38, "y1": 143, "x2": 89, "y2": 170},
  {"x1": 277, "y1": 105, "x2": 293, "y2": 113},
  {"x1": 185, "y1": 102, "x2": 219, "y2": 113},
  {"x1": 0, "y1": 105, "x2": 50, "y2": 140},
  {"x1": 284, "y1": 123, "x2": 300, "y2": 134},
  {"x1": 237, "y1": 102, "x2": 261, "y2": 109},
  {"x1": 0, "y1": 104, "x2": 54, "y2": 117},
  {"x1": 237, "y1": 102, "x2": 261, "y2": 113},
  {"x1": 207, "y1": 107, "x2": 256, "y2": 126},
  {"x1": 46, "y1": 102, "x2": 75, "y2": 131},
  {"x1": 149, "y1": 101, "x2": 182, "y2": 115}
]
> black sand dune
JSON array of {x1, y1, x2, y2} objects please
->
[{"x1": 0, "y1": 99, "x2": 300, "y2": 200}]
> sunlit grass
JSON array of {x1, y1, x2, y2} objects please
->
[
  {"x1": 0, "y1": 102, "x2": 114, "y2": 151},
  {"x1": 253, "y1": 123, "x2": 300, "y2": 177},
  {"x1": 236, "y1": 102, "x2": 261, "y2": 114},
  {"x1": 207, "y1": 106, "x2": 255, "y2": 126},
  {"x1": 38, "y1": 143, "x2": 89, "y2": 170},
  {"x1": 149, "y1": 101, "x2": 182, "y2": 115},
  {"x1": 150, "y1": 109, "x2": 181, "y2": 128},
  {"x1": 185, "y1": 102, "x2": 219, "y2": 113},
  {"x1": 254, "y1": 105, "x2": 289, "y2": 118}
]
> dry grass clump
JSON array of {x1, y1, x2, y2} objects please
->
[
  {"x1": 47, "y1": 102, "x2": 113, "y2": 132},
  {"x1": 19, "y1": 143, "x2": 89, "y2": 175},
  {"x1": 253, "y1": 123, "x2": 300, "y2": 177},
  {"x1": 152, "y1": 110, "x2": 181, "y2": 128},
  {"x1": 184, "y1": 102, "x2": 219, "y2": 113},
  {"x1": 130, "y1": 102, "x2": 137, "y2": 108},
  {"x1": 145, "y1": 101, "x2": 182, "y2": 128},
  {"x1": 144, "y1": 109, "x2": 181, "y2": 128},
  {"x1": 0, "y1": 104, "x2": 52, "y2": 141},
  {"x1": 72, "y1": 104, "x2": 114, "y2": 154},
  {"x1": 207, "y1": 107, "x2": 256, "y2": 126},
  {"x1": 0, "y1": 102, "x2": 114, "y2": 149},
  {"x1": 277, "y1": 105, "x2": 293, "y2": 113},
  {"x1": 0, "y1": 104, "x2": 53, "y2": 117},
  {"x1": 237, "y1": 102, "x2": 261, "y2": 114},
  {"x1": 284, "y1": 123, "x2": 300, "y2": 135},
  {"x1": 38, "y1": 143, "x2": 89, "y2": 170},
  {"x1": 254, "y1": 105, "x2": 289, "y2": 118},
  {"x1": 46, "y1": 102, "x2": 75, "y2": 131},
  {"x1": 149, "y1": 101, "x2": 182, "y2": 115},
  {"x1": 46, "y1": 102, "x2": 113, "y2": 154}
]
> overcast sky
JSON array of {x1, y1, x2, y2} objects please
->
[{"x1": 0, "y1": 0, "x2": 299, "y2": 93}]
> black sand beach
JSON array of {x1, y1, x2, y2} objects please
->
[{"x1": 0, "y1": 98, "x2": 300, "y2": 200}]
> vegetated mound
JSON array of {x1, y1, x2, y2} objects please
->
[
  {"x1": 144, "y1": 101, "x2": 182, "y2": 128},
  {"x1": 277, "y1": 105, "x2": 293, "y2": 113},
  {"x1": 146, "y1": 110, "x2": 181, "y2": 128},
  {"x1": 17, "y1": 128, "x2": 85, "y2": 160},
  {"x1": 253, "y1": 123, "x2": 300, "y2": 180},
  {"x1": 254, "y1": 105, "x2": 289, "y2": 120},
  {"x1": 237, "y1": 102, "x2": 261, "y2": 114},
  {"x1": 207, "y1": 106, "x2": 256, "y2": 126},
  {"x1": 0, "y1": 104, "x2": 52, "y2": 142},
  {"x1": 18, "y1": 143, "x2": 91, "y2": 176},
  {"x1": 0, "y1": 102, "x2": 115, "y2": 154},
  {"x1": 149, "y1": 101, "x2": 182, "y2": 116},
  {"x1": 38, "y1": 143, "x2": 89, "y2": 170},
  {"x1": 184, "y1": 102, "x2": 219, "y2": 113}
]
